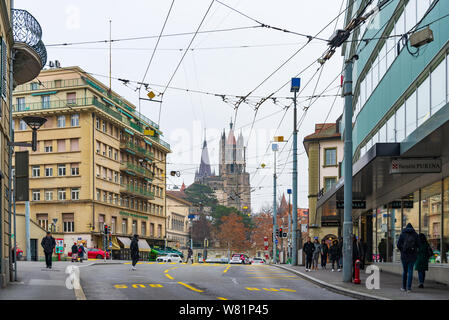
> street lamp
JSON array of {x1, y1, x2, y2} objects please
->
[
  {"x1": 22, "y1": 116, "x2": 47, "y2": 151},
  {"x1": 290, "y1": 78, "x2": 300, "y2": 266}
]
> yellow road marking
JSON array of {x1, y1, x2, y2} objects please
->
[
  {"x1": 280, "y1": 288, "x2": 296, "y2": 292},
  {"x1": 158, "y1": 262, "x2": 165, "y2": 264},
  {"x1": 263, "y1": 288, "x2": 279, "y2": 292},
  {"x1": 217, "y1": 297, "x2": 228, "y2": 300},
  {"x1": 114, "y1": 284, "x2": 128, "y2": 289},
  {"x1": 165, "y1": 274, "x2": 174, "y2": 280},
  {"x1": 149, "y1": 284, "x2": 163, "y2": 288},
  {"x1": 124, "y1": 263, "x2": 131, "y2": 265},
  {"x1": 178, "y1": 282, "x2": 204, "y2": 293},
  {"x1": 132, "y1": 284, "x2": 146, "y2": 288},
  {"x1": 245, "y1": 287, "x2": 260, "y2": 291},
  {"x1": 248, "y1": 276, "x2": 296, "y2": 279}
]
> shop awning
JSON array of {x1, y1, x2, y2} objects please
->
[
  {"x1": 117, "y1": 237, "x2": 131, "y2": 248},
  {"x1": 118, "y1": 108, "x2": 134, "y2": 119},
  {"x1": 144, "y1": 139, "x2": 152, "y2": 146},
  {"x1": 111, "y1": 236, "x2": 121, "y2": 250},
  {"x1": 124, "y1": 128, "x2": 134, "y2": 136},
  {"x1": 31, "y1": 91, "x2": 58, "y2": 96},
  {"x1": 138, "y1": 239, "x2": 151, "y2": 252}
]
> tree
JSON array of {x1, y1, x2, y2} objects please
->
[
  {"x1": 184, "y1": 183, "x2": 218, "y2": 207},
  {"x1": 251, "y1": 212, "x2": 273, "y2": 251},
  {"x1": 217, "y1": 213, "x2": 250, "y2": 252},
  {"x1": 191, "y1": 213, "x2": 212, "y2": 246}
]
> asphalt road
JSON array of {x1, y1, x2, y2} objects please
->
[{"x1": 80, "y1": 262, "x2": 354, "y2": 300}]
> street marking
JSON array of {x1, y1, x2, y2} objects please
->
[
  {"x1": 149, "y1": 284, "x2": 163, "y2": 288},
  {"x1": 245, "y1": 287, "x2": 260, "y2": 291},
  {"x1": 114, "y1": 284, "x2": 128, "y2": 289},
  {"x1": 158, "y1": 262, "x2": 166, "y2": 264},
  {"x1": 169, "y1": 262, "x2": 177, "y2": 264},
  {"x1": 280, "y1": 288, "x2": 296, "y2": 292},
  {"x1": 223, "y1": 266, "x2": 231, "y2": 273},
  {"x1": 178, "y1": 282, "x2": 204, "y2": 293},
  {"x1": 217, "y1": 297, "x2": 228, "y2": 300},
  {"x1": 263, "y1": 288, "x2": 279, "y2": 292},
  {"x1": 132, "y1": 284, "x2": 146, "y2": 288},
  {"x1": 124, "y1": 263, "x2": 131, "y2": 265},
  {"x1": 165, "y1": 274, "x2": 174, "y2": 280}
]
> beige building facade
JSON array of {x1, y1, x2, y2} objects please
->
[
  {"x1": 303, "y1": 120, "x2": 343, "y2": 241},
  {"x1": 166, "y1": 191, "x2": 191, "y2": 249},
  {"x1": 12, "y1": 66, "x2": 170, "y2": 257},
  {"x1": 1, "y1": 3, "x2": 47, "y2": 287}
]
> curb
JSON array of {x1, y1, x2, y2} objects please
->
[{"x1": 274, "y1": 265, "x2": 390, "y2": 300}]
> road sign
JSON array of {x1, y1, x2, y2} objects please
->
[{"x1": 275, "y1": 239, "x2": 278, "y2": 244}]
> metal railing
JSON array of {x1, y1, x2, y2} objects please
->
[
  {"x1": 12, "y1": 97, "x2": 103, "y2": 112},
  {"x1": 14, "y1": 78, "x2": 83, "y2": 93},
  {"x1": 120, "y1": 140, "x2": 154, "y2": 159},
  {"x1": 120, "y1": 184, "x2": 155, "y2": 199},
  {"x1": 120, "y1": 162, "x2": 154, "y2": 179}
]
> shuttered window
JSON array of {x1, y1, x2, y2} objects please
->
[{"x1": 1, "y1": 37, "x2": 7, "y2": 102}]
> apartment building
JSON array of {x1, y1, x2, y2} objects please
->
[{"x1": 12, "y1": 66, "x2": 170, "y2": 256}]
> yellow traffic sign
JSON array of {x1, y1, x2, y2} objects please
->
[{"x1": 147, "y1": 91, "x2": 156, "y2": 99}]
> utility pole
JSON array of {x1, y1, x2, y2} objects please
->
[
  {"x1": 272, "y1": 143, "x2": 278, "y2": 264},
  {"x1": 287, "y1": 189, "x2": 292, "y2": 261},
  {"x1": 342, "y1": 58, "x2": 354, "y2": 283},
  {"x1": 291, "y1": 78, "x2": 300, "y2": 266}
]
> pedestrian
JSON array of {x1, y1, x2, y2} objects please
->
[
  {"x1": 352, "y1": 235, "x2": 361, "y2": 279},
  {"x1": 320, "y1": 239, "x2": 328, "y2": 269},
  {"x1": 303, "y1": 237, "x2": 314, "y2": 272},
  {"x1": 397, "y1": 223, "x2": 419, "y2": 292},
  {"x1": 337, "y1": 236, "x2": 343, "y2": 271},
  {"x1": 358, "y1": 237, "x2": 366, "y2": 270},
  {"x1": 130, "y1": 234, "x2": 139, "y2": 270},
  {"x1": 41, "y1": 231, "x2": 56, "y2": 269},
  {"x1": 71, "y1": 242, "x2": 78, "y2": 262},
  {"x1": 312, "y1": 238, "x2": 320, "y2": 271},
  {"x1": 78, "y1": 243, "x2": 86, "y2": 263},
  {"x1": 186, "y1": 247, "x2": 193, "y2": 263},
  {"x1": 415, "y1": 233, "x2": 433, "y2": 288},
  {"x1": 329, "y1": 239, "x2": 340, "y2": 271},
  {"x1": 378, "y1": 238, "x2": 386, "y2": 262}
]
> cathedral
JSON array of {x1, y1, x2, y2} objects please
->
[{"x1": 194, "y1": 122, "x2": 251, "y2": 212}]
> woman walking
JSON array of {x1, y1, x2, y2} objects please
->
[
  {"x1": 415, "y1": 233, "x2": 433, "y2": 288},
  {"x1": 320, "y1": 239, "x2": 328, "y2": 269},
  {"x1": 312, "y1": 238, "x2": 321, "y2": 271}
]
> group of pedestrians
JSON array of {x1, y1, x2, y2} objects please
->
[
  {"x1": 70, "y1": 242, "x2": 86, "y2": 263},
  {"x1": 303, "y1": 236, "x2": 344, "y2": 272}
]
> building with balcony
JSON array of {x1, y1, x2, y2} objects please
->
[
  {"x1": 166, "y1": 190, "x2": 191, "y2": 251},
  {"x1": 303, "y1": 120, "x2": 343, "y2": 241},
  {"x1": 317, "y1": 0, "x2": 449, "y2": 284},
  {"x1": 12, "y1": 66, "x2": 171, "y2": 259},
  {"x1": 1, "y1": 3, "x2": 47, "y2": 288}
]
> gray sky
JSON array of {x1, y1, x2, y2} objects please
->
[{"x1": 17, "y1": 0, "x2": 346, "y2": 212}]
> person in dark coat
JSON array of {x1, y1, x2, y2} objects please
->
[
  {"x1": 71, "y1": 243, "x2": 78, "y2": 262},
  {"x1": 303, "y1": 237, "x2": 314, "y2": 272},
  {"x1": 130, "y1": 234, "x2": 139, "y2": 270},
  {"x1": 78, "y1": 243, "x2": 85, "y2": 263},
  {"x1": 41, "y1": 232, "x2": 56, "y2": 269},
  {"x1": 329, "y1": 239, "x2": 340, "y2": 271},
  {"x1": 337, "y1": 236, "x2": 343, "y2": 271},
  {"x1": 378, "y1": 239, "x2": 386, "y2": 262},
  {"x1": 320, "y1": 239, "x2": 329, "y2": 269},
  {"x1": 415, "y1": 233, "x2": 433, "y2": 288},
  {"x1": 397, "y1": 223, "x2": 419, "y2": 292},
  {"x1": 352, "y1": 235, "x2": 361, "y2": 279},
  {"x1": 358, "y1": 237, "x2": 366, "y2": 270},
  {"x1": 186, "y1": 247, "x2": 193, "y2": 263}
]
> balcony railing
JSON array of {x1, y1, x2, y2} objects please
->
[
  {"x1": 120, "y1": 184, "x2": 155, "y2": 199},
  {"x1": 12, "y1": 97, "x2": 104, "y2": 112},
  {"x1": 120, "y1": 140, "x2": 154, "y2": 159},
  {"x1": 120, "y1": 162, "x2": 154, "y2": 179},
  {"x1": 14, "y1": 78, "x2": 83, "y2": 93}
]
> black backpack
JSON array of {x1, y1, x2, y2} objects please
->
[{"x1": 402, "y1": 233, "x2": 417, "y2": 255}]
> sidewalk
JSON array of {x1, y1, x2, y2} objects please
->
[{"x1": 275, "y1": 264, "x2": 449, "y2": 300}]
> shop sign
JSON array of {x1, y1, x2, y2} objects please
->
[
  {"x1": 390, "y1": 201, "x2": 414, "y2": 209},
  {"x1": 390, "y1": 158, "x2": 442, "y2": 174},
  {"x1": 336, "y1": 200, "x2": 366, "y2": 209}
]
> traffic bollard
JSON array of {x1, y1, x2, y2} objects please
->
[{"x1": 353, "y1": 259, "x2": 361, "y2": 284}]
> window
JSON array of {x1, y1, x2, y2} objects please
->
[
  {"x1": 32, "y1": 166, "x2": 40, "y2": 177},
  {"x1": 63, "y1": 213, "x2": 74, "y2": 233},
  {"x1": 113, "y1": 172, "x2": 118, "y2": 183},
  {"x1": 44, "y1": 190, "x2": 53, "y2": 201},
  {"x1": 58, "y1": 188, "x2": 66, "y2": 200},
  {"x1": 71, "y1": 188, "x2": 80, "y2": 200},
  {"x1": 57, "y1": 115, "x2": 65, "y2": 128},
  {"x1": 71, "y1": 114, "x2": 79, "y2": 126},
  {"x1": 324, "y1": 148, "x2": 337, "y2": 166},
  {"x1": 42, "y1": 95, "x2": 50, "y2": 109},
  {"x1": 16, "y1": 97, "x2": 25, "y2": 111},
  {"x1": 417, "y1": 76, "x2": 430, "y2": 126},
  {"x1": 70, "y1": 138, "x2": 79, "y2": 151},
  {"x1": 150, "y1": 223, "x2": 154, "y2": 236},
  {"x1": 157, "y1": 224, "x2": 162, "y2": 238},
  {"x1": 37, "y1": 214, "x2": 48, "y2": 231},
  {"x1": 111, "y1": 217, "x2": 117, "y2": 234},
  {"x1": 32, "y1": 190, "x2": 40, "y2": 201},
  {"x1": 98, "y1": 214, "x2": 105, "y2": 231},
  {"x1": 57, "y1": 139, "x2": 66, "y2": 152},
  {"x1": 396, "y1": 102, "x2": 405, "y2": 142},
  {"x1": 96, "y1": 189, "x2": 101, "y2": 201},
  {"x1": 386, "y1": 115, "x2": 395, "y2": 142},
  {"x1": 19, "y1": 120, "x2": 27, "y2": 131},
  {"x1": 96, "y1": 117, "x2": 100, "y2": 129},
  {"x1": 71, "y1": 163, "x2": 79, "y2": 176},
  {"x1": 58, "y1": 164, "x2": 66, "y2": 176},
  {"x1": 405, "y1": 91, "x2": 417, "y2": 136},
  {"x1": 45, "y1": 166, "x2": 53, "y2": 177},
  {"x1": 102, "y1": 120, "x2": 106, "y2": 132},
  {"x1": 67, "y1": 92, "x2": 76, "y2": 104},
  {"x1": 141, "y1": 222, "x2": 146, "y2": 236},
  {"x1": 430, "y1": 59, "x2": 446, "y2": 115},
  {"x1": 405, "y1": 0, "x2": 417, "y2": 32},
  {"x1": 324, "y1": 177, "x2": 337, "y2": 192},
  {"x1": 108, "y1": 146, "x2": 112, "y2": 158},
  {"x1": 132, "y1": 220, "x2": 137, "y2": 235},
  {"x1": 122, "y1": 218, "x2": 128, "y2": 234},
  {"x1": 96, "y1": 141, "x2": 100, "y2": 154}
]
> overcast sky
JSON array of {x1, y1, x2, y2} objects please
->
[{"x1": 16, "y1": 0, "x2": 346, "y2": 212}]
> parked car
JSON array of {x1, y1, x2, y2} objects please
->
[
  {"x1": 68, "y1": 248, "x2": 110, "y2": 260},
  {"x1": 156, "y1": 253, "x2": 183, "y2": 263},
  {"x1": 230, "y1": 253, "x2": 251, "y2": 264},
  {"x1": 251, "y1": 257, "x2": 266, "y2": 265}
]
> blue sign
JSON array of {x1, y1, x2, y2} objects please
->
[
  {"x1": 188, "y1": 214, "x2": 196, "y2": 219},
  {"x1": 275, "y1": 239, "x2": 278, "y2": 244},
  {"x1": 291, "y1": 78, "x2": 301, "y2": 92},
  {"x1": 287, "y1": 189, "x2": 292, "y2": 194}
]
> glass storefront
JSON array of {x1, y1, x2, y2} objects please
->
[
  {"x1": 420, "y1": 181, "x2": 442, "y2": 257},
  {"x1": 443, "y1": 178, "x2": 449, "y2": 264}
]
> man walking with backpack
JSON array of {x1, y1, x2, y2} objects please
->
[{"x1": 397, "y1": 223, "x2": 419, "y2": 292}]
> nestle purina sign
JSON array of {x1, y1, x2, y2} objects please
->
[{"x1": 390, "y1": 158, "x2": 442, "y2": 174}]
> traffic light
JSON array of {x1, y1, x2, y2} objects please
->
[
  {"x1": 279, "y1": 227, "x2": 283, "y2": 237},
  {"x1": 104, "y1": 224, "x2": 108, "y2": 235},
  {"x1": 275, "y1": 228, "x2": 279, "y2": 237}
]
